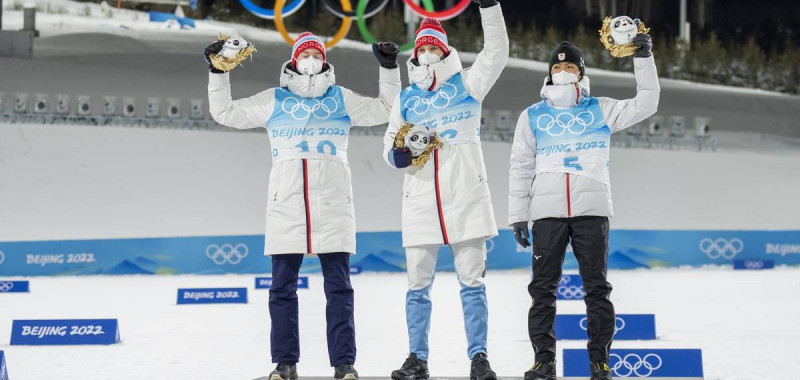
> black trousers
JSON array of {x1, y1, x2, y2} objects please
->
[{"x1": 527, "y1": 216, "x2": 615, "y2": 363}]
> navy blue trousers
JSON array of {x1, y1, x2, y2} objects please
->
[{"x1": 269, "y1": 253, "x2": 356, "y2": 366}]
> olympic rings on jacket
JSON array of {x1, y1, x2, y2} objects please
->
[
  {"x1": 402, "y1": 0, "x2": 471, "y2": 21},
  {"x1": 323, "y1": 0, "x2": 388, "y2": 19},
  {"x1": 356, "y1": 0, "x2": 434, "y2": 52},
  {"x1": 239, "y1": 0, "x2": 306, "y2": 20},
  {"x1": 274, "y1": 0, "x2": 353, "y2": 48}
]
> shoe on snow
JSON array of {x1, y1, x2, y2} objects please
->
[
  {"x1": 590, "y1": 361, "x2": 612, "y2": 380},
  {"x1": 391, "y1": 353, "x2": 429, "y2": 380},
  {"x1": 470, "y1": 353, "x2": 497, "y2": 380},
  {"x1": 269, "y1": 362, "x2": 298, "y2": 380},
  {"x1": 334, "y1": 363, "x2": 359, "y2": 380},
  {"x1": 524, "y1": 360, "x2": 556, "y2": 380}
]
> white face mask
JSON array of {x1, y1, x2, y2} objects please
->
[
  {"x1": 418, "y1": 51, "x2": 441, "y2": 66},
  {"x1": 551, "y1": 70, "x2": 579, "y2": 85},
  {"x1": 296, "y1": 57, "x2": 323, "y2": 75}
]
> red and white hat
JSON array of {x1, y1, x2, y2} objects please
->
[
  {"x1": 414, "y1": 18, "x2": 449, "y2": 59},
  {"x1": 292, "y1": 31, "x2": 326, "y2": 66}
]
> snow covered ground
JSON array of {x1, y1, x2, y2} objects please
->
[{"x1": 1, "y1": 268, "x2": 799, "y2": 379}]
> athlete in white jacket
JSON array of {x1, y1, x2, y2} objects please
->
[
  {"x1": 381, "y1": 1, "x2": 508, "y2": 379},
  {"x1": 205, "y1": 32, "x2": 401, "y2": 380},
  {"x1": 508, "y1": 38, "x2": 659, "y2": 380}
]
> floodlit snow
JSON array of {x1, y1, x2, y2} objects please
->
[{"x1": 1, "y1": 268, "x2": 799, "y2": 379}]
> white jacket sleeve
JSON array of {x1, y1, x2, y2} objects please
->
[
  {"x1": 597, "y1": 55, "x2": 660, "y2": 133},
  {"x1": 208, "y1": 72, "x2": 275, "y2": 129},
  {"x1": 508, "y1": 110, "x2": 536, "y2": 225},
  {"x1": 462, "y1": 4, "x2": 510, "y2": 103},
  {"x1": 343, "y1": 67, "x2": 402, "y2": 127},
  {"x1": 382, "y1": 96, "x2": 405, "y2": 168}
]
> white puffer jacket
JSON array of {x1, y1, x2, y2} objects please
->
[
  {"x1": 382, "y1": 4, "x2": 509, "y2": 247},
  {"x1": 508, "y1": 56, "x2": 660, "y2": 224},
  {"x1": 209, "y1": 62, "x2": 401, "y2": 255}
]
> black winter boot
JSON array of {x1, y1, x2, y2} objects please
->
[
  {"x1": 334, "y1": 364, "x2": 359, "y2": 380},
  {"x1": 470, "y1": 353, "x2": 497, "y2": 380},
  {"x1": 523, "y1": 360, "x2": 556, "y2": 380},
  {"x1": 269, "y1": 362, "x2": 298, "y2": 380},
  {"x1": 590, "y1": 361, "x2": 612, "y2": 380},
  {"x1": 391, "y1": 353, "x2": 429, "y2": 380}
]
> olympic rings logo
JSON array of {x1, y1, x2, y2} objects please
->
[
  {"x1": 743, "y1": 260, "x2": 764, "y2": 269},
  {"x1": 241, "y1": 0, "x2": 471, "y2": 51},
  {"x1": 281, "y1": 96, "x2": 340, "y2": 120},
  {"x1": 557, "y1": 285, "x2": 585, "y2": 299},
  {"x1": 579, "y1": 316, "x2": 626, "y2": 334},
  {"x1": 699, "y1": 238, "x2": 743, "y2": 260},
  {"x1": 536, "y1": 111, "x2": 595, "y2": 137},
  {"x1": 206, "y1": 244, "x2": 249, "y2": 265},
  {"x1": 0, "y1": 282, "x2": 14, "y2": 292},
  {"x1": 609, "y1": 353, "x2": 663, "y2": 377},
  {"x1": 404, "y1": 83, "x2": 458, "y2": 115}
]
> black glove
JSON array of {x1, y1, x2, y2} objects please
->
[
  {"x1": 512, "y1": 221, "x2": 531, "y2": 248},
  {"x1": 390, "y1": 147, "x2": 413, "y2": 169},
  {"x1": 372, "y1": 42, "x2": 399, "y2": 69},
  {"x1": 472, "y1": 0, "x2": 498, "y2": 8},
  {"x1": 204, "y1": 40, "x2": 225, "y2": 74},
  {"x1": 632, "y1": 33, "x2": 652, "y2": 58}
]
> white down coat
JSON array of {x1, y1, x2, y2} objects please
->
[
  {"x1": 209, "y1": 62, "x2": 401, "y2": 255},
  {"x1": 382, "y1": 4, "x2": 509, "y2": 247},
  {"x1": 508, "y1": 56, "x2": 660, "y2": 224}
]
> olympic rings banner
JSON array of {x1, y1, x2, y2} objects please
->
[
  {"x1": 0, "y1": 229, "x2": 798, "y2": 276},
  {"x1": 239, "y1": 0, "x2": 470, "y2": 51},
  {"x1": 563, "y1": 348, "x2": 704, "y2": 378}
]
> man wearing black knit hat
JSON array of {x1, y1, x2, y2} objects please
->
[{"x1": 508, "y1": 35, "x2": 660, "y2": 380}]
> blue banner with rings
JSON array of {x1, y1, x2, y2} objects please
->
[
  {"x1": 555, "y1": 314, "x2": 657, "y2": 340},
  {"x1": 0, "y1": 280, "x2": 29, "y2": 293},
  {"x1": 0, "y1": 230, "x2": 798, "y2": 276},
  {"x1": 564, "y1": 348, "x2": 704, "y2": 377},
  {"x1": 0, "y1": 350, "x2": 7, "y2": 380}
]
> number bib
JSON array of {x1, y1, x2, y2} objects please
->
[
  {"x1": 399, "y1": 73, "x2": 481, "y2": 143},
  {"x1": 267, "y1": 86, "x2": 352, "y2": 162},
  {"x1": 527, "y1": 97, "x2": 611, "y2": 184}
]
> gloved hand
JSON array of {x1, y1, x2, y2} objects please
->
[
  {"x1": 389, "y1": 147, "x2": 412, "y2": 169},
  {"x1": 512, "y1": 221, "x2": 530, "y2": 248},
  {"x1": 372, "y1": 42, "x2": 400, "y2": 69},
  {"x1": 472, "y1": 0, "x2": 498, "y2": 8},
  {"x1": 632, "y1": 33, "x2": 652, "y2": 58},
  {"x1": 204, "y1": 40, "x2": 226, "y2": 74}
]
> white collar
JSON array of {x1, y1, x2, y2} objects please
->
[
  {"x1": 279, "y1": 60, "x2": 336, "y2": 98},
  {"x1": 407, "y1": 47, "x2": 464, "y2": 91},
  {"x1": 540, "y1": 75, "x2": 591, "y2": 108}
]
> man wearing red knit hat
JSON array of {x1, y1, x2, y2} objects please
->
[
  {"x1": 382, "y1": 1, "x2": 509, "y2": 380},
  {"x1": 204, "y1": 31, "x2": 402, "y2": 380}
]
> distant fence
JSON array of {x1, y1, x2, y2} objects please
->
[{"x1": 1, "y1": 230, "x2": 798, "y2": 276}]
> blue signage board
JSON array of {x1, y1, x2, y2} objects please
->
[
  {"x1": 557, "y1": 274, "x2": 584, "y2": 300},
  {"x1": 555, "y1": 314, "x2": 656, "y2": 340},
  {"x1": 564, "y1": 348, "x2": 703, "y2": 378},
  {"x1": 177, "y1": 288, "x2": 247, "y2": 304},
  {"x1": 734, "y1": 259, "x2": 775, "y2": 270},
  {"x1": 0, "y1": 350, "x2": 7, "y2": 380},
  {"x1": 1, "y1": 230, "x2": 798, "y2": 276},
  {"x1": 350, "y1": 266, "x2": 363, "y2": 275},
  {"x1": 11, "y1": 319, "x2": 120, "y2": 346},
  {"x1": 255, "y1": 277, "x2": 309, "y2": 290},
  {"x1": 0, "y1": 280, "x2": 29, "y2": 293}
]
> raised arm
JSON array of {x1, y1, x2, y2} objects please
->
[
  {"x1": 598, "y1": 35, "x2": 660, "y2": 133},
  {"x1": 208, "y1": 72, "x2": 275, "y2": 129},
  {"x1": 462, "y1": 2, "x2": 510, "y2": 102},
  {"x1": 508, "y1": 110, "x2": 537, "y2": 226},
  {"x1": 343, "y1": 67, "x2": 401, "y2": 127}
]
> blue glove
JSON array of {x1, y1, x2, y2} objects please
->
[{"x1": 389, "y1": 147, "x2": 412, "y2": 169}]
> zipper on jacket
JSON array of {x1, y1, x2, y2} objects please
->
[
  {"x1": 302, "y1": 159, "x2": 312, "y2": 254},
  {"x1": 566, "y1": 173, "x2": 572, "y2": 218},
  {"x1": 434, "y1": 149, "x2": 450, "y2": 245}
]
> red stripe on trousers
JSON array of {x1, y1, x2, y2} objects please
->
[
  {"x1": 434, "y1": 149, "x2": 449, "y2": 244},
  {"x1": 303, "y1": 159, "x2": 312, "y2": 254}
]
